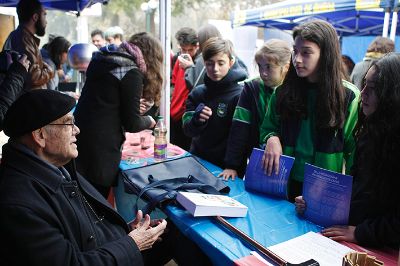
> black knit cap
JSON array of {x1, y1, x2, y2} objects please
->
[{"x1": 3, "y1": 89, "x2": 76, "y2": 138}]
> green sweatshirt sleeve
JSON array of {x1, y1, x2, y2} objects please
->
[
  {"x1": 342, "y1": 81, "x2": 360, "y2": 174},
  {"x1": 259, "y1": 90, "x2": 280, "y2": 145}
]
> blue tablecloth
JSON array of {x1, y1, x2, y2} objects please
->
[{"x1": 116, "y1": 158, "x2": 322, "y2": 265}]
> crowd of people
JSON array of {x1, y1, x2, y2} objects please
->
[{"x1": 0, "y1": 0, "x2": 399, "y2": 265}]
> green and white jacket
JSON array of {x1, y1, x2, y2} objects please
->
[{"x1": 260, "y1": 80, "x2": 360, "y2": 182}]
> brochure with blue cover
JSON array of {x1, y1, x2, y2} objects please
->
[
  {"x1": 244, "y1": 148, "x2": 295, "y2": 199},
  {"x1": 303, "y1": 163, "x2": 353, "y2": 227}
]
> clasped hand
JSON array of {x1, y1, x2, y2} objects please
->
[{"x1": 128, "y1": 210, "x2": 167, "y2": 251}]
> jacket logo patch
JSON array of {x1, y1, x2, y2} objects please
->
[{"x1": 217, "y1": 103, "x2": 228, "y2": 117}]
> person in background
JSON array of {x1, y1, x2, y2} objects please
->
[
  {"x1": 185, "y1": 24, "x2": 248, "y2": 91},
  {"x1": 170, "y1": 27, "x2": 199, "y2": 150},
  {"x1": 91, "y1": 29, "x2": 106, "y2": 49},
  {"x1": 350, "y1": 36, "x2": 394, "y2": 90},
  {"x1": 220, "y1": 39, "x2": 291, "y2": 180},
  {"x1": 260, "y1": 20, "x2": 360, "y2": 201},
  {"x1": 75, "y1": 32, "x2": 162, "y2": 199},
  {"x1": 341, "y1": 54, "x2": 355, "y2": 80},
  {"x1": 295, "y1": 53, "x2": 400, "y2": 248},
  {"x1": 182, "y1": 37, "x2": 247, "y2": 169},
  {"x1": 41, "y1": 36, "x2": 71, "y2": 90},
  {"x1": 3, "y1": 0, "x2": 54, "y2": 90},
  {"x1": 0, "y1": 50, "x2": 30, "y2": 130},
  {"x1": 104, "y1": 26, "x2": 124, "y2": 46}
]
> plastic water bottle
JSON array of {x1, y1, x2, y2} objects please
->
[{"x1": 154, "y1": 116, "x2": 167, "y2": 161}]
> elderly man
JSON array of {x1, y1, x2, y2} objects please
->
[{"x1": 0, "y1": 90, "x2": 170, "y2": 265}]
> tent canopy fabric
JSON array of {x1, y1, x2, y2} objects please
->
[
  {"x1": 232, "y1": 0, "x2": 397, "y2": 36},
  {"x1": 0, "y1": 0, "x2": 107, "y2": 13}
]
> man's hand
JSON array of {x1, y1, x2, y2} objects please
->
[
  {"x1": 261, "y1": 136, "x2": 282, "y2": 176},
  {"x1": 322, "y1": 225, "x2": 357, "y2": 243},
  {"x1": 18, "y1": 54, "x2": 30, "y2": 71},
  {"x1": 128, "y1": 210, "x2": 167, "y2": 251},
  {"x1": 218, "y1": 168, "x2": 238, "y2": 180},
  {"x1": 294, "y1": 196, "x2": 306, "y2": 215},
  {"x1": 178, "y1": 55, "x2": 194, "y2": 69}
]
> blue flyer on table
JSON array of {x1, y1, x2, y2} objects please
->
[
  {"x1": 244, "y1": 148, "x2": 294, "y2": 199},
  {"x1": 303, "y1": 163, "x2": 353, "y2": 227}
]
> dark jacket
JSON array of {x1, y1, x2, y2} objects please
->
[
  {"x1": 75, "y1": 51, "x2": 152, "y2": 187},
  {"x1": 0, "y1": 141, "x2": 143, "y2": 266},
  {"x1": 3, "y1": 25, "x2": 54, "y2": 89},
  {"x1": 0, "y1": 61, "x2": 28, "y2": 130},
  {"x1": 350, "y1": 133, "x2": 400, "y2": 248},
  {"x1": 182, "y1": 61, "x2": 247, "y2": 168},
  {"x1": 224, "y1": 78, "x2": 273, "y2": 177}
]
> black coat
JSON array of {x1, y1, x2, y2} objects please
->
[
  {"x1": 182, "y1": 61, "x2": 247, "y2": 168},
  {"x1": 350, "y1": 133, "x2": 400, "y2": 248},
  {"x1": 0, "y1": 141, "x2": 143, "y2": 265},
  {"x1": 75, "y1": 51, "x2": 152, "y2": 187},
  {"x1": 0, "y1": 61, "x2": 28, "y2": 130}
]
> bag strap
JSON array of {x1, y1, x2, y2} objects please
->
[{"x1": 192, "y1": 66, "x2": 205, "y2": 90}]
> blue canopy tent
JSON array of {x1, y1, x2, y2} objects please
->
[
  {"x1": 0, "y1": 0, "x2": 107, "y2": 13},
  {"x1": 232, "y1": 0, "x2": 397, "y2": 37}
]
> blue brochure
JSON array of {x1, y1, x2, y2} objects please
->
[
  {"x1": 303, "y1": 163, "x2": 353, "y2": 227},
  {"x1": 244, "y1": 148, "x2": 294, "y2": 199}
]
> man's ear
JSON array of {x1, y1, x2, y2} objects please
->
[
  {"x1": 32, "y1": 13, "x2": 39, "y2": 23},
  {"x1": 31, "y1": 128, "x2": 46, "y2": 148}
]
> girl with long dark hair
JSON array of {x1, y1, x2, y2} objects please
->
[
  {"x1": 260, "y1": 20, "x2": 360, "y2": 201},
  {"x1": 296, "y1": 53, "x2": 400, "y2": 247}
]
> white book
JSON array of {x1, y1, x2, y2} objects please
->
[{"x1": 176, "y1": 192, "x2": 248, "y2": 217}]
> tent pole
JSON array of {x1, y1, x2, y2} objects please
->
[
  {"x1": 390, "y1": 11, "x2": 398, "y2": 41},
  {"x1": 383, "y1": 10, "x2": 391, "y2": 37},
  {"x1": 159, "y1": 0, "x2": 171, "y2": 141}
]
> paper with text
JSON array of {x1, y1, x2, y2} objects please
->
[
  {"x1": 268, "y1": 232, "x2": 353, "y2": 266},
  {"x1": 303, "y1": 163, "x2": 353, "y2": 227}
]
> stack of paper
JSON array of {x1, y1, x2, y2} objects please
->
[{"x1": 268, "y1": 232, "x2": 354, "y2": 266}]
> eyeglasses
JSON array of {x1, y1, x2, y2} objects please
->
[{"x1": 48, "y1": 118, "x2": 76, "y2": 131}]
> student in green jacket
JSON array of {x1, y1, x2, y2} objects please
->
[
  {"x1": 260, "y1": 20, "x2": 360, "y2": 201},
  {"x1": 219, "y1": 39, "x2": 291, "y2": 180}
]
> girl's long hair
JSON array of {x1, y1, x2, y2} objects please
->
[
  {"x1": 354, "y1": 53, "x2": 400, "y2": 182},
  {"x1": 277, "y1": 20, "x2": 346, "y2": 129},
  {"x1": 128, "y1": 32, "x2": 164, "y2": 106}
]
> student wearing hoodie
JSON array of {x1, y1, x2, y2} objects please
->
[{"x1": 182, "y1": 37, "x2": 247, "y2": 169}]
